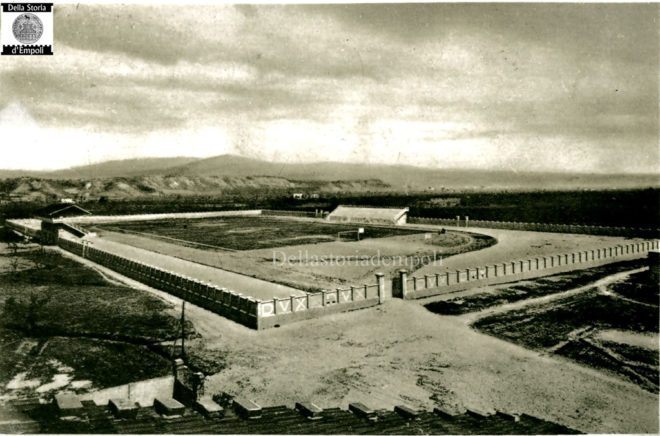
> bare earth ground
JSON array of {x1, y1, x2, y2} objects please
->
[
  {"x1": 51, "y1": 247, "x2": 657, "y2": 434},
  {"x1": 188, "y1": 300, "x2": 659, "y2": 435}
]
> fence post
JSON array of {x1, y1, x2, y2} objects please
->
[{"x1": 376, "y1": 273, "x2": 385, "y2": 304}]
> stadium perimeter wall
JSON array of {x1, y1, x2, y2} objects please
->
[
  {"x1": 393, "y1": 240, "x2": 659, "y2": 300},
  {"x1": 60, "y1": 209, "x2": 263, "y2": 224},
  {"x1": 408, "y1": 216, "x2": 660, "y2": 238},
  {"x1": 5, "y1": 219, "x2": 41, "y2": 238},
  {"x1": 56, "y1": 237, "x2": 384, "y2": 330}
]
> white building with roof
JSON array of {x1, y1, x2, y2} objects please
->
[{"x1": 326, "y1": 205, "x2": 409, "y2": 226}]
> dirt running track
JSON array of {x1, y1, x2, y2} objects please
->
[
  {"x1": 83, "y1": 236, "x2": 304, "y2": 300},
  {"x1": 408, "y1": 224, "x2": 645, "y2": 277}
]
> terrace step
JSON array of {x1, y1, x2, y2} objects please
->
[
  {"x1": 394, "y1": 405, "x2": 420, "y2": 420},
  {"x1": 108, "y1": 398, "x2": 139, "y2": 419},
  {"x1": 154, "y1": 397, "x2": 185, "y2": 417},
  {"x1": 295, "y1": 402, "x2": 323, "y2": 419},
  {"x1": 194, "y1": 397, "x2": 224, "y2": 418},
  {"x1": 54, "y1": 393, "x2": 84, "y2": 417},
  {"x1": 233, "y1": 397, "x2": 262, "y2": 419},
  {"x1": 349, "y1": 402, "x2": 376, "y2": 421}
]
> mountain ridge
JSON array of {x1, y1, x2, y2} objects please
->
[{"x1": 1, "y1": 154, "x2": 658, "y2": 192}]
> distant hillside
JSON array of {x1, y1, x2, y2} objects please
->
[
  {"x1": 0, "y1": 175, "x2": 391, "y2": 202},
  {"x1": 1, "y1": 154, "x2": 658, "y2": 192},
  {"x1": 0, "y1": 157, "x2": 202, "y2": 180},
  {"x1": 169, "y1": 155, "x2": 660, "y2": 191}
]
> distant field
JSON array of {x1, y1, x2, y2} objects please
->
[{"x1": 94, "y1": 217, "x2": 427, "y2": 251}]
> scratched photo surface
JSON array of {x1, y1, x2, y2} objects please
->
[{"x1": 0, "y1": 3, "x2": 658, "y2": 435}]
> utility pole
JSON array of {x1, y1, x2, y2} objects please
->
[{"x1": 180, "y1": 301, "x2": 186, "y2": 358}]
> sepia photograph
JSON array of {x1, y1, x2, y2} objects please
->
[{"x1": 0, "y1": 1, "x2": 658, "y2": 434}]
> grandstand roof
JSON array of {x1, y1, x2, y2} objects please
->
[
  {"x1": 327, "y1": 206, "x2": 409, "y2": 224},
  {"x1": 34, "y1": 203, "x2": 91, "y2": 219}
]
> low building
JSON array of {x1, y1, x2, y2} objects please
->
[
  {"x1": 34, "y1": 202, "x2": 92, "y2": 244},
  {"x1": 326, "y1": 206, "x2": 409, "y2": 226},
  {"x1": 34, "y1": 202, "x2": 92, "y2": 222}
]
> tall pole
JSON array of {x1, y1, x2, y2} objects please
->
[{"x1": 180, "y1": 301, "x2": 186, "y2": 358}]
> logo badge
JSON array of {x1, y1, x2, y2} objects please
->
[
  {"x1": 1, "y1": 3, "x2": 53, "y2": 55},
  {"x1": 12, "y1": 13, "x2": 43, "y2": 44}
]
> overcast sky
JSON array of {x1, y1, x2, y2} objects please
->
[{"x1": 0, "y1": 3, "x2": 658, "y2": 173}]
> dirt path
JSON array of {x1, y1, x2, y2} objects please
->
[{"x1": 460, "y1": 267, "x2": 648, "y2": 323}]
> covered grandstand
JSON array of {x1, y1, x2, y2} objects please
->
[{"x1": 326, "y1": 206, "x2": 409, "y2": 226}]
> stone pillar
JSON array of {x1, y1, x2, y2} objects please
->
[
  {"x1": 398, "y1": 269, "x2": 408, "y2": 299},
  {"x1": 376, "y1": 273, "x2": 385, "y2": 304},
  {"x1": 173, "y1": 358, "x2": 186, "y2": 380},
  {"x1": 192, "y1": 372, "x2": 206, "y2": 400}
]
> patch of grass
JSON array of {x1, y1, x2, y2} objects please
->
[
  {"x1": 29, "y1": 337, "x2": 171, "y2": 389},
  {"x1": 600, "y1": 340, "x2": 660, "y2": 367},
  {"x1": 425, "y1": 259, "x2": 646, "y2": 315},
  {"x1": 0, "y1": 248, "x2": 188, "y2": 397},
  {"x1": 555, "y1": 340, "x2": 658, "y2": 392},
  {"x1": 95, "y1": 216, "x2": 429, "y2": 250},
  {"x1": 6, "y1": 249, "x2": 107, "y2": 286},
  {"x1": 609, "y1": 270, "x2": 659, "y2": 306},
  {"x1": 472, "y1": 276, "x2": 659, "y2": 392},
  {"x1": 475, "y1": 292, "x2": 658, "y2": 349}
]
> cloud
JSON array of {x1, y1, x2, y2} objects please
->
[{"x1": 0, "y1": 4, "x2": 657, "y2": 173}]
